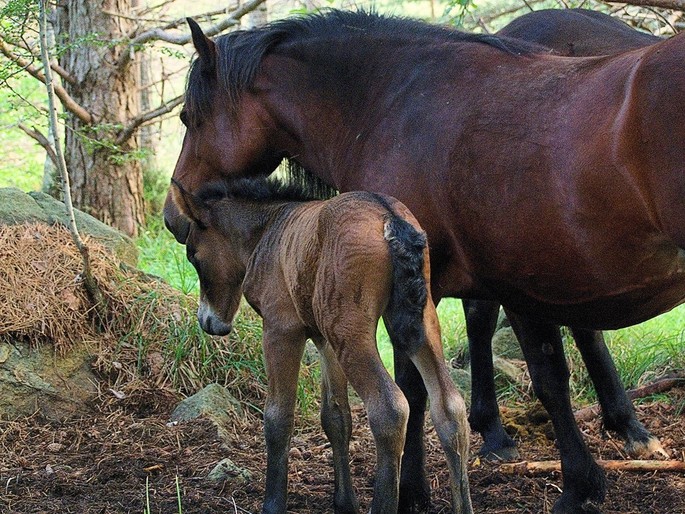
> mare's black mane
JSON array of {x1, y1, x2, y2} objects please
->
[{"x1": 184, "y1": 9, "x2": 543, "y2": 126}]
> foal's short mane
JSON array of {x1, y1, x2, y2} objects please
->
[
  {"x1": 197, "y1": 173, "x2": 335, "y2": 205},
  {"x1": 184, "y1": 9, "x2": 544, "y2": 126}
]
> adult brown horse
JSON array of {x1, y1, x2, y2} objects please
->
[
  {"x1": 172, "y1": 177, "x2": 472, "y2": 513},
  {"x1": 165, "y1": 10, "x2": 685, "y2": 513},
  {"x1": 461, "y1": 6, "x2": 666, "y2": 467}
]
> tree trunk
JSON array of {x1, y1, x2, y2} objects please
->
[{"x1": 56, "y1": 0, "x2": 144, "y2": 237}]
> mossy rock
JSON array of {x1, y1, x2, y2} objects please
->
[
  {"x1": 0, "y1": 340, "x2": 97, "y2": 421},
  {"x1": 0, "y1": 187, "x2": 137, "y2": 265}
]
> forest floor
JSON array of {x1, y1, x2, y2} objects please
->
[{"x1": 2, "y1": 386, "x2": 684, "y2": 514}]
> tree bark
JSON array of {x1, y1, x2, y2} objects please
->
[{"x1": 56, "y1": 0, "x2": 144, "y2": 237}]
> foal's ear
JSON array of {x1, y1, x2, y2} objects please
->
[
  {"x1": 170, "y1": 179, "x2": 209, "y2": 228},
  {"x1": 187, "y1": 18, "x2": 216, "y2": 75}
]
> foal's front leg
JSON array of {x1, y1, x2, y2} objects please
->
[
  {"x1": 262, "y1": 325, "x2": 307, "y2": 514},
  {"x1": 393, "y1": 351, "x2": 430, "y2": 513},
  {"x1": 462, "y1": 299, "x2": 518, "y2": 460}
]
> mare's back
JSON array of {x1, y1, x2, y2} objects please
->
[{"x1": 497, "y1": 8, "x2": 662, "y2": 56}]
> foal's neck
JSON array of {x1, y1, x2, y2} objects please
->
[{"x1": 227, "y1": 199, "x2": 300, "y2": 264}]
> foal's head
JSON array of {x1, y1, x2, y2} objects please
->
[{"x1": 171, "y1": 182, "x2": 246, "y2": 336}]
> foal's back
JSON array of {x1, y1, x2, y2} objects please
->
[{"x1": 245, "y1": 191, "x2": 424, "y2": 335}]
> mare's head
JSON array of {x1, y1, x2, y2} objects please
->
[
  {"x1": 164, "y1": 18, "x2": 287, "y2": 242},
  {"x1": 171, "y1": 181, "x2": 247, "y2": 336}
]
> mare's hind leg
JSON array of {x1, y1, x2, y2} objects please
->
[
  {"x1": 392, "y1": 305, "x2": 473, "y2": 514},
  {"x1": 507, "y1": 311, "x2": 605, "y2": 514},
  {"x1": 570, "y1": 327, "x2": 665, "y2": 457},
  {"x1": 315, "y1": 340, "x2": 359, "y2": 513},
  {"x1": 261, "y1": 325, "x2": 307, "y2": 514},
  {"x1": 394, "y1": 352, "x2": 430, "y2": 513},
  {"x1": 462, "y1": 299, "x2": 519, "y2": 460}
]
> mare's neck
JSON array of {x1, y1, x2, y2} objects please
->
[{"x1": 257, "y1": 52, "x2": 401, "y2": 191}]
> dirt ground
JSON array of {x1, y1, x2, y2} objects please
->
[{"x1": 2, "y1": 386, "x2": 684, "y2": 514}]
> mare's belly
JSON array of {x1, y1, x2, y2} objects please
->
[{"x1": 485, "y1": 245, "x2": 685, "y2": 329}]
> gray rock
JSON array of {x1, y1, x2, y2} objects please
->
[
  {"x1": 206, "y1": 458, "x2": 252, "y2": 484},
  {"x1": 448, "y1": 366, "x2": 471, "y2": 406},
  {"x1": 0, "y1": 340, "x2": 97, "y2": 420},
  {"x1": 491, "y1": 327, "x2": 524, "y2": 360},
  {"x1": 0, "y1": 187, "x2": 137, "y2": 265},
  {"x1": 171, "y1": 384, "x2": 243, "y2": 441},
  {"x1": 493, "y1": 356, "x2": 528, "y2": 392}
]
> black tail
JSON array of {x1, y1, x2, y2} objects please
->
[{"x1": 371, "y1": 195, "x2": 429, "y2": 356}]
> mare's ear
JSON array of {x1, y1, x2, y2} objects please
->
[
  {"x1": 170, "y1": 179, "x2": 210, "y2": 230},
  {"x1": 187, "y1": 18, "x2": 216, "y2": 75}
]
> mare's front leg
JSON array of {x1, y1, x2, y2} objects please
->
[
  {"x1": 570, "y1": 327, "x2": 665, "y2": 457},
  {"x1": 462, "y1": 299, "x2": 518, "y2": 460},
  {"x1": 316, "y1": 340, "x2": 359, "y2": 513},
  {"x1": 506, "y1": 311, "x2": 605, "y2": 514},
  {"x1": 262, "y1": 324, "x2": 307, "y2": 514},
  {"x1": 394, "y1": 351, "x2": 430, "y2": 513}
]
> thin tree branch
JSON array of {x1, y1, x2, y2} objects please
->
[
  {"x1": 0, "y1": 39, "x2": 92, "y2": 124},
  {"x1": 605, "y1": 0, "x2": 685, "y2": 10},
  {"x1": 0, "y1": 34, "x2": 76, "y2": 84},
  {"x1": 115, "y1": 94, "x2": 184, "y2": 145},
  {"x1": 17, "y1": 123, "x2": 59, "y2": 169},
  {"x1": 38, "y1": 0, "x2": 104, "y2": 315},
  {"x1": 119, "y1": 0, "x2": 267, "y2": 67},
  {"x1": 501, "y1": 460, "x2": 685, "y2": 475}
]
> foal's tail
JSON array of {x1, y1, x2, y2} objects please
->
[{"x1": 372, "y1": 194, "x2": 429, "y2": 356}]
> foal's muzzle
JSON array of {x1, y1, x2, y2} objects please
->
[{"x1": 197, "y1": 302, "x2": 232, "y2": 336}]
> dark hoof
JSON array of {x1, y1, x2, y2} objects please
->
[
  {"x1": 398, "y1": 484, "x2": 430, "y2": 514},
  {"x1": 479, "y1": 444, "x2": 520, "y2": 462},
  {"x1": 552, "y1": 496, "x2": 603, "y2": 514}
]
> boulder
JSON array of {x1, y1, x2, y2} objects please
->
[
  {"x1": 492, "y1": 326, "x2": 524, "y2": 360},
  {"x1": 0, "y1": 187, "x2": 137, "y2": 265},
  {"x1": 448, "y1": 367, "x2": 472, "y2": 406},
  {"x1": 206, "y1": 458, "x2": 252, "y2": 484},
  {"x1": 170, "y1": 383, "x2": 243, "y2": 441},
  {"x1": 0, "y1": 340, "x2": 97, "y2": 420}
]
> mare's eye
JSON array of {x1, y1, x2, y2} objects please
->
[{"x1": 180, "y1": 110, "x2": 189, "y2": 127}]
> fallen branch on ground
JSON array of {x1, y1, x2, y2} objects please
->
[
  {"x1": 501, "y1": 459, "x2": 685, "y2": 475},
  {"x1": 575, "y1": 374, "x2": 685, "y2": 422}
]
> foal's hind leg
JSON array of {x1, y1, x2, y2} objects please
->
[
  {"x1": 507, "y1": 312, "x2": 605, "y2": 514},
  {"x1": 570, "y1": 327, "x2": 665, "y2": 458},
  {"x1": 327, "y1": 328, "x2": 409, "y2": 514},
  {"x1": 462, "y1": 299, "x2": 519, "y2": 460},
  {"x1": 316, "y1": 340, "x2": 359, "y2": 513},
  {"x1": 261, "y1": 325, "x2": 307, "y2": 514}
]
